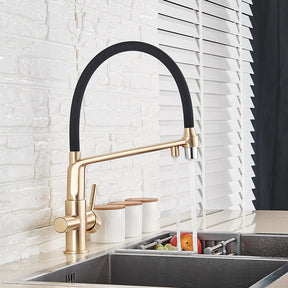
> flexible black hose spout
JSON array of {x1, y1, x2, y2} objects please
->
[{"x1": 69, "y1": 41, "x2": 195, "y2": 151}]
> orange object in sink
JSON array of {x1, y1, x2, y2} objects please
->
[{"x1": 170, "y1": 233, "x2": 202, "y2": 254}]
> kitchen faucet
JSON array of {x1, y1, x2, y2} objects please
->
[{"x1": 54, "y1": 41, "x2": 198, "y2": 254}]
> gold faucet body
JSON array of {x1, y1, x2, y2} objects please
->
[{"x1": 54, "y1": 128, "x2": 198, "y2": 254}]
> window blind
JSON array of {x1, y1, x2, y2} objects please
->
[{"x1": 158, "y1": 0, "x2": 255, "y2": 226}]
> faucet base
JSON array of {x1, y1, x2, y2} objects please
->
[{"x1": 64, "y1": 249, "x2": 88, "y2": 255}]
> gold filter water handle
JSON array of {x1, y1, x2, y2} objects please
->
[
  {"x1": 89, "y1": 184, "x2": 96, "y2": 210},
  {"x1": 87, "y1": 184, "x2": 101, "y2": 233}
]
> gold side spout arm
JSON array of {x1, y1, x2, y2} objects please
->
[{"x1": 68, "y1": 128, "x2": 198, "y2": 201}]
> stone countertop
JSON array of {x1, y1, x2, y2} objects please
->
[{"x1": 1, "y1": 210, "x2": 288, "y2": 288}]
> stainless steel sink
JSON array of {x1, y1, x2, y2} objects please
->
[
  {"x1": 26, "y1": 253, "x2": 288, "y2": 288},
  {"x1": 19, "y1": 232, "x2": 288, "y2": 288}
]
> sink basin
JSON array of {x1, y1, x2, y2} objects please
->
[
  {"x1": 26, "y1": 253, "x2": 288, "y2": 288},
  {"x1": 19, "y1": 232, "x2": 288, "y2": 288}
]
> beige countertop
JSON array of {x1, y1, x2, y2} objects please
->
[{"x1": 1, "y1": 210, "x2": 288, "y2": 288}]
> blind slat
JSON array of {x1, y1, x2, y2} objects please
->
[
  {"x1": 205, "y1": 145, "x2": 241, "y2": 161},
  {"x1": 204, "y1": 81, "x2": 240, "y2": 95},
  {"x1": 205, "y1": 121, "x2": 241, "y2": 134},
  {"x1": 203, "y1": 13, "x2": 238, "y2": 35},
  {"x1": 203, "y1": 27, "x2": 240, "y2": 48},
  {"x1": 160, "y1": 108, "x2": 241, "y2": 122},
  {"x1": 242, "y1": 13, "x2": 252, "y2": 28},
  {"x1": 158, "y1": 14, "x2": 199, "y2": 38},
  {"x1": 204, "y1": 67, "x2": 239, "y2": 83},
  {"x1": 203, "y1": 1, "x2": 238, "y2": 22},
  {"x1": 204, "y1": 54, "x2": 239, "y2": 71},
  {"x1": 159, "y1": 1, "x2": 198, "y2": 24},
  {"x1": 203, "y1": 41, "x2": 239, "y2": 59},
  {"x1": 205, "y1": 132, "x2": 241, "y2": 147},
  {"x1": 159, "y1": 90, "x2": 200, "y2": 106},
  {"x1": 207, "y1": 0, "x2": 238, "y2": 11},
  {"x1": 160, "y1": 44, "x2": 199, "y2": 65},
  {"x1": 206, "y1": 157, "x2": 241, "y2": 174},
  {"x1": 159, "y1": 30, "x2": 199, "y2": 51},
  {"x1": 204, "y1": 107, "x2": 240, "y2": 121},
  {"x1": 163, "y1": 0, "x2": 198, "y2": 11},
  {"x1": 159, "y1": 63, "x2": 200, "y2": 79},
  {"x1": 205, "y1": 94, "x2": 240, "y2": 108},
  {"x1": 206, "y1": 182, "x2": 242, "y2": 201},
  {"x1": 206, "y1": 170, "x2": 241, "y2": 187},
  {"x1": 160, "y1": 75, "x2": 199, "y2": 92}
]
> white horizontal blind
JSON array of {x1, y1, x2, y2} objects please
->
[{"x1": 158, "y1": 0, "x2": 255, "y2": 225}]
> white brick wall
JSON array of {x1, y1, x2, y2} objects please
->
[{"x1": 0, "y1": 0, "x2": 159, "y2": 265}]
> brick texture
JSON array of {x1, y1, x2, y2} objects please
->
[{"x1": 0, "y1": 0, "x2": 159, "y2": 265}]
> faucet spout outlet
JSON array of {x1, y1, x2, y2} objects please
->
[{"x1": 183, "y1": 127, "x2": 199, "y2": 160}]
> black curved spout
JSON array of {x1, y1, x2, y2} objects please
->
[{"x1": 70, "y1": 41, "x2": 195, "y2": 151}]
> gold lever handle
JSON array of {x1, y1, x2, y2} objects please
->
[
  {"x1": 86, "y1": 184, "x2": 101, "y2": 233},
  {"x1": 89, "y1": 184, "x2": 96, "y2": 211}
]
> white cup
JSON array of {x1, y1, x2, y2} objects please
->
[
  {"x1": 90, "y1": 204, "x2": 125, "y2": 243},
  {"x1": 125, "y1": 198, "x2": 159, "y2": 233},
  {"x1": 108, "y1": 201, "x2": 142, "y2": 238}
]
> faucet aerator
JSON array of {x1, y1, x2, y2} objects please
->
[{"x1": 185, "y1": 147, "x2": 198, "y2": 160}]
